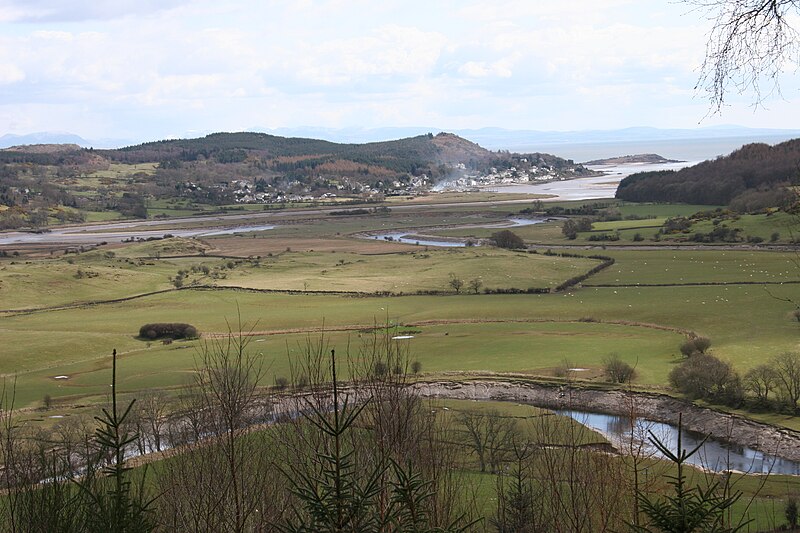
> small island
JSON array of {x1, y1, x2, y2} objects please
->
[{"x1": 582, "y1": 153, "x2": 684, "y2": 165}]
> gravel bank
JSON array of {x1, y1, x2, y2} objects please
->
[{"x1": 414, "y1": 379, "x2": 800, "y2": 462}]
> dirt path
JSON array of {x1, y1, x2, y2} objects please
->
[{"x1": 199, "y1": 317, "x2": 695, "y2": 339}]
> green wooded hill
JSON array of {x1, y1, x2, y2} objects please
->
[
  {"x1": 615, "y1": 138, "x2": 800, "y2": 208},
  {"x1": 1, "y1": 131, "x2": 588, "y2": 181}
]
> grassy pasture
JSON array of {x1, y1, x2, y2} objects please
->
[
  {"x1": 686, "y1": 211, "x2": 796, "y2": 242},
  {"x1": 0, "y1": 256, "x2": 175, "y2": 310},
  {"x1": 591, "y1": 218, "x2": 668, "y2": 231},
  {"x1": 216, "y1": 248, "x2": 600, "y2": 293},
  {"x1": 4, "y1": 272, "x2": 798, "y2": 409},
  {"x1": 8, "y1": 317, "x2": 681, "y2": 408},
  {"x1": 2, "y1": 201, "x2": 800, "y2": 433},
  {"x1": 590, "y1": 249, "x2": 800, "y2": 285},
  {"x1": 0, "y1": 238, "x2": 603, "y2": 311}
]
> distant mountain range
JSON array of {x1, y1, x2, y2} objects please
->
[
  {"x1": 4, "y1": 125, "x2": 800, "y2": 149},
  {"x1": 0, "y1": 132, "x2": 132, "y2": 150}
]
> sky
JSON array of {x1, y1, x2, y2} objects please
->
[{"x1": 1, "y1": 0, "x2": 800, "y2": 142}]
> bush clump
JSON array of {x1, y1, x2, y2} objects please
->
[
  {"x1": 489, "y1": 229, "x2": 525, "y2": 249},
  {"x1": 138, "y1": 323, "x2": 199, "y2": 340},
  {"x1": 669, "y1": 353, "x2": 743, "y2": 406},
  {"x1": 679, "y1": 336, "x2": 712, "y2": 357},
  {"x1": 603, "y1": 354, "x2": 635, "y2": 383}
]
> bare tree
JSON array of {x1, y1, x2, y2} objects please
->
[
  {"x1": 448, "y1": 273, "x2": 465, "y2": 294},
  {"x1": 458, "y1": 409, "x2": 518, "y2": 473},
  {"x1": 468, "y1": 277, "x2": 483, "y2": 294},
  {"x1": 744, "y1": 363, "x2": 779, "y2": 404},
  {"x1": 137, "y1": 389, "x2": 170, "y2": 453},
  {"x1": 155, "y1": 318, "x2": 276, "y2": 532},
  {"x1": 690, "y1": 0, "x2": 800, "y2": 111},
  {"x1": 772, "y1": 351, "x2": 800, "y2": 411}
]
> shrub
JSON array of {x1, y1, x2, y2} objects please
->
[
  {"x1": 669, "y1": 353, "x2": 743, "y2": 405},
  {"x1": 553, "y1": 359, "x2": 573, "y2": 379},
  {"x1": 679, "y1": 336, "x2": 712, "y2": 357},
  {"x1": 138, "y1": 323, "x2": 199, "y2": 340},
  {"x1": 603, "y1": 354, "x2": 635, "y2": 383},
  {"x1": 490, "y1": 229, "x2": 525, "y2": 249},
  {"x1": 373, "y1": 361, "x2": 389, "y2": 377},
  {"x1": 787, "y1": 498, "x2": 798, "y2": 530},
  {"x1": 692, "y1": 336, "x2": 712, "y2": 353}
]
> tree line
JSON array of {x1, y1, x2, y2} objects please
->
[{"x1": 615, "y1": 139, "x2": 800, "y2": 208}]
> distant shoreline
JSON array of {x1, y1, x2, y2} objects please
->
[{"x1": 582, "y1": 153, "x2": 684, "y2": 165}]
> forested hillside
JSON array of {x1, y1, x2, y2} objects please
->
[
  {"x1": 615, "y1": 139, "x2": 800, "y2": 208},
  {"x1": 0, "y1": 131, "x2": 592, "y2": 229}
]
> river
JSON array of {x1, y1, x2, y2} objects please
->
[
  {"x1": 364, "y1": 217, "x2": 545, "y2": 247},
  {"x1": 556, "y1": 408, "x2": 800, "y2": 475},
  {"x1": 0, "y1": 222, "x2": 276, "y2": 246},
  {"x1": 484, "y1": 160, "x2": 697, "y2": 201}
]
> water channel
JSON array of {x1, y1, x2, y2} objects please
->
[
  {"x1": 365, "y1": 217, "x2": 545, "y2": 247},
  {"x1": 0, "y1": 223, "x2": 276, "y2": 246},
  {"x1": 555, "y1": 408, "x2": 800, "y2": 475}
]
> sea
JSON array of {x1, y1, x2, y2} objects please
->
[
  {"x1": 485, "y1": 134, "x2": 799, "y2": 200},
  {"x1": 518, "y1": 134, "x2": 799, "y2": 164}
]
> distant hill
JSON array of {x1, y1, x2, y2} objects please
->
[
  {"x1": 262, "y1": 125, "x2": 800, "y2": 152},
  {"x1": 96, "y1": 131, "x2": 592, "y2": 182},
  {"x1": 2, "y1": 143, "x2": 82, "y2": 154},
  {"x1": 583, "y1": 154, "x2": 682, "y2": 165},
  {"x1": 615, "y1": 139, "x2": 800, "y2": 207},
  {"x1": 0, "y1": 132, "x2": 90, "y2": 149},
  {"x1": 0, "y1": 131, "x2": 591, "y2": 228}
]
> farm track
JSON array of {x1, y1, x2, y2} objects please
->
[{"x1": 200, "y1": 317, "x2": 695, "y2": 339}]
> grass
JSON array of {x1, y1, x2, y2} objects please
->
[
  {"x1": 589, "y1": 249, "x2": 800, "y2": 285},
  {"x1": 685, "y1": 211, "x2": 797, "y2": 242},
  {"x1": 8, "y1": 318, "x2": 681, "y2": 408},
  {"x1": 0, "y1": 254, "x2": 175, "y2": 310},
  {"x1": 3, "y1": 200, "x2": 800, "y2": 439},
  {"x1": 215, "y1": 248, "x2": 600, "y2": 293},
  {"x1": 4, "y1": 274, "x2": 798, "y2": 409}
]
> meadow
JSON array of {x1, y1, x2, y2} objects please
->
[
  {"x1": 2, "y1": 196, "x2": 800, "y2": 530},
  {"x1": 1, "y1": 199, "x2": 799, "y2": 418}
]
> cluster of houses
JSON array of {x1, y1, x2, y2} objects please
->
[
  {"x1": 435, "y1": 161, "x2": 577, "y2": 192},
  {"x1": 218, "y1": 173, "x2": 432, "y2": 204},
  {"x1": 185, "y1": 159, "x2": 579, "y2": 204}
]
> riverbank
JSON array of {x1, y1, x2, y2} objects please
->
[{"x1": 414, "y1": 379, "x2": 800, "y2": 463}]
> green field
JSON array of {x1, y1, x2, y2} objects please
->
[
  {"x1": 8, "y1": 318, "x2": 682, "y2": 407},
  {"x1": 216, "y1": 248, "x2": 599, "y2": 293},
  {"x1": 590, "y1": 249, "x2": 800, "y2": 285},
  {"x1": 0, "y1": 255, "x2": 175, "y2": 310},
  {"x1": 3, "y1": 198, "x2": 800, "y2": 531},
  {"x1": 4, "y1": 275, "x2": 798, "y2": 409},
  {"x1": 2, "y1": 201, "x2": 800, "y2": 426}
]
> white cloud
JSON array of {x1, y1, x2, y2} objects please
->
[
  {"x1": 0, "y1": 0, "x2": 797, "y2": 138},
  {"x1": 0, "y1": 62, "x2": 24, "y2": 84},
  {"x1": 0, "y1": 0, "x2": 191, "y2": 22}
]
